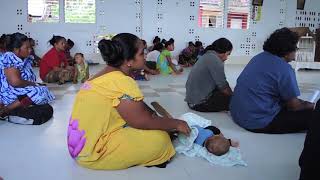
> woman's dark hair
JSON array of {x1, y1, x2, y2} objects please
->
[
  {"x1": 49, "y1": 35, "x2": 66, "y2": 46},
  {"x1": 67, "y1": 39, "x2": 74, "y2": 48},
  {"x1": 98, "y1": 33, "x2": 141, "y2": 67},
  {"x1": 188, "y1": 41, "x2": 195, "y2": 47},
  {"x1": 195, "y1": 41, "x2": 203, "y2": 48},
  {"x1": 263, "y1": 28, "x2": 299, "y2": 57},
  {"x1": 153, "y1": 36, "x2": 161, "y2": 44},
  {"x1": 164, "y1": 38, "x2": 174, "y2": 48},
  {"x1": 161, "y1": 39, "x2": 167, "y2": 44},
  {"x1": 5, "y1": 32, "x2": 29, "y2": 52},
  {"x1": 204, "y1": 38, "x2": 233, "y2": 54},
  {"x1": 28, "y1": 38, "x2": 35, "y2": 46},
  {"x1": 152, "y1": 42, "x2": 164, "y2": 52},
  {"x1": 0, "y1": 34, "x2": 7, "y2": 50}
]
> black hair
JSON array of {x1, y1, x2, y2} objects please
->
[
  {"x1": 67, "y1": 39, "x2": 74, "y2": 47},
  {"x1": 204, "y1": 38, "x2": 233, "y2": 54},
  {"x1": 5, "y1": 32, "x2": 29, "y2": 52},
  {"x1": 153, "y1": 36, "x2": 161, "y2": 44},
  {"x1": 188, "y1": 41, "x2": 195, "y2": 47},
  {"x1": 164, "y1": 38, "x2": 174, "y2": 48},
  {"x1": 49, "y1": 35, "x2": 66, "y2": 46},
  {"x1": 27, "y1": 37, "x2": 34, "y2": 41},
  {"x1": 152, "y1": 42, "x2": 164, "y2": 52},
  {"x1": 161, "y1": 39, "x2": 166, "y2": 44},
  {"x1": 98, "y1": 33, "x2": 141, "y2": 67},
  {"x1": 74, "y1": 53, "x2": 84, "y2": 57},
  {"x1": 263, "y1": 27, "x2": 299, "y2": 57},
  {"x1": 141, "y1": 39, "x2": 147, "y2": 46},
  {"x1": 195, "y1": 41, "x2": 203, "y2": 48},
  {"x1": 28, "y1": 38, "x2": 35, "y2": 45},
  {"x1": 0, "y1": 34, "x2": 7, "y2": 50}
]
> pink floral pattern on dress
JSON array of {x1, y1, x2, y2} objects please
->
[{"x1": 67, "y1": 117, "x2": 86, "y2": 158}]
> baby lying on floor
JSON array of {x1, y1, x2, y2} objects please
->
[{"x1": 193, "y1": 125, "x2": 239, "y2": 156}]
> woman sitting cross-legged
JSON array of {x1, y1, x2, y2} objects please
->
[
  {"x1": 0, "y1": 33, "x2": 54, "y2": 125},
  {"x1": 230, "y1": 28, "x2": 320, "y2": 134},
  {"x1": 40, "y1": 35, "x2": 74, "y2": 85},
  {"x1": 67, "y1": 33, "x2": 190, "y2": 170}
]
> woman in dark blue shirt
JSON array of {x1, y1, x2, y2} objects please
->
[{"x1": 230, "y1": 28, "x2": 319, "y2": 134}]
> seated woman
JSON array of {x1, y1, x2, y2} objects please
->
[
  {"x1": 145, "y1": 42, "x2": 163, "y2": 74},
  {"x1": 0, "y1": 33, "x2": 54, "y2": 125},
  {"x1": 40, "y1": 35, "x2": 74, "y2": 84},
  {"x1": 147, "y1": 36, "x2": 161, "y2": 53},
  {"x1": 140, "y1": 39, "x2": 159, "y2": 75},
  {"x1": 178, "y1": 41, "x2": 196, "y2": 67},
  {"x1": 67, "y1": 33, "x2": 190, "y2": 170},
  {"x1": 194, "y1": 40, "x2": 205, "y2": 58},
  {"x1": 230, "y1": 28, "x2": 320, "y2": 134},
  {"x1": 157, "y1": 38, "x2": 183, "y2": 75},
  {"x1": 185, "y1": 38, "x2": 233, "y2": 112}
]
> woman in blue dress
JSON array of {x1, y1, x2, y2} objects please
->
[{"x1": 0, "y1": 33, "x2": 54, "y2": 125}]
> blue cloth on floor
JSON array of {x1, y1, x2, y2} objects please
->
[{"x1": 174, "y1": 113, "x2": 247, "y2": 167}]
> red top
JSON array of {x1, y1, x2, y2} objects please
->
[{"x1": 39, "y1": 47, "x2": 68, "y2": 80}]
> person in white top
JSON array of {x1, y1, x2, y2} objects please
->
[{"x1": 145, "y1": 43, "x2": 163, "y2": 75}]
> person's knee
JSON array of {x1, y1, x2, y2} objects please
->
[
  {"x1": 43, "y1": 104, "x2": 54, "y2": 119},
  {"x1": 34, "y1": 104, "x2": 53, "y2": 125}
]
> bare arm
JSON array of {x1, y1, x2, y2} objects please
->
[
  {"x1": 166, "y1": 56, "x2": 180, "y2": 73},
  {"x1": 286, "y1": 97, "x2": 315, "y2": 111},
  {"x1": 4, "y1": 68, "x2": 36, "y2": 87},
  {"x1": 116, "y1": 100, "x2": 190, "y2": 135}
]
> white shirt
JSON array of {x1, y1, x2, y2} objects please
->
[{"x1": 146, "y1": 50, "x2": 160, "y2": 62}]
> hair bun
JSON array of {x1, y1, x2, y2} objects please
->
[{"x1": 98, "y1": 39, "x2": 123, "y2": 66}]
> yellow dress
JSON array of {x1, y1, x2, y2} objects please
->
[{"x1": 68, "y1": 71, "x2": 175, "y2": 170}]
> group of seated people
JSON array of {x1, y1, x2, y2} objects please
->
[
  {"x1": 67, "y1": 28, "x2": 319, "y2": 179},
  {"x1": 40, "y1": 35, "x2": 89, "y2": 85},
  {"x1": 0, "y1": 28, "x2": 318, "y2": 179},
  {"x1": 0, "y1": 33, "x2": 89, "y2": 125},
  {"x1": 130, "y1": 36, "x2": 205, "y2": 80}
]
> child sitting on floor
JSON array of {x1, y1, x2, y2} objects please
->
[
  {"x1": 157, "y1": 38, "x2": 183, "y2": 75},
  {"x1": 194, "y1": 125, "x2": 239, "y2": 156},
  {"x1": 73, "y1": 53, "x2": 89, "y2": 84}
]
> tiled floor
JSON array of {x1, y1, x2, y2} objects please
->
[{"x1": 1, "y1": 64, "x2": 319, "y2": 180}]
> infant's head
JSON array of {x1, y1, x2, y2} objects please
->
[{"x1": 205, "y1": 135, "x2": 230, "y2": 156}]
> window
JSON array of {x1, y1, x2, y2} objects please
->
[
  {"x1": 227, "y1": 0, "x2": 250, "y2": 29},
  {"x1": 198, "y1": 0, "x2": 224, "y2": 28},
  {"x1": 28, "y1": 0, "x2": 59, "y2": 23},
  {"x1": 65, "y1": 0, "x2": 96, "y2": 23},
  {"x1": 198, "y1": 0, "x2": 250, "y2": 29}
]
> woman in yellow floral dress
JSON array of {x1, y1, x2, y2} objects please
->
[{"x1": 67, "y1": 33, "x2": 191, "y2": 170}]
